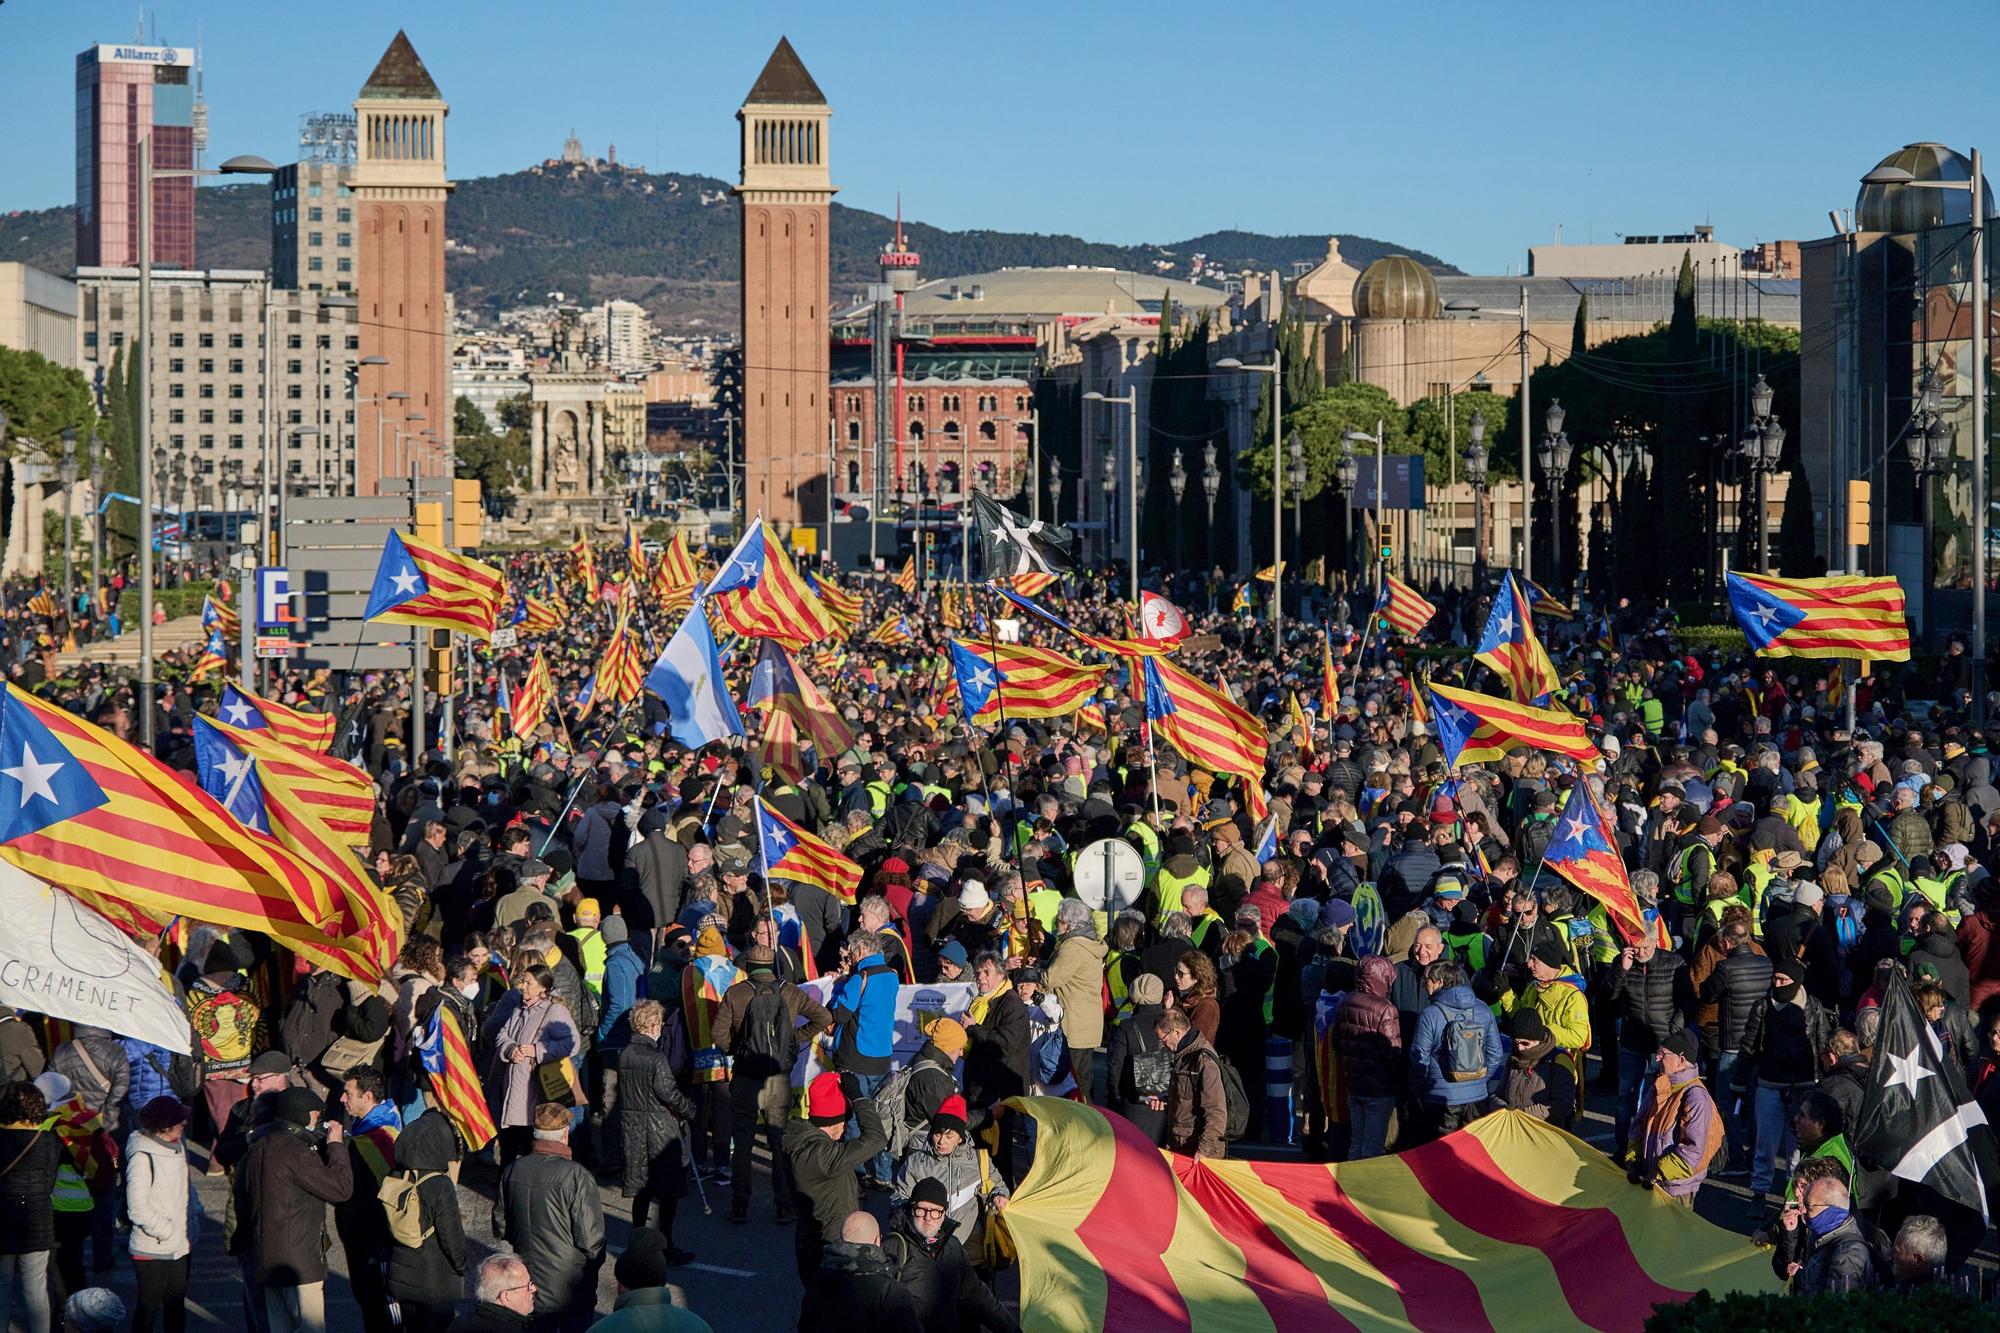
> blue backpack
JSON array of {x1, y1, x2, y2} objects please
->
[{"x1": 1825, "y1": 892, "x2": 1861, "y2": 996}]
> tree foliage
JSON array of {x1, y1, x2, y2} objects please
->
[
  {"x1": 454, "y1": 395, "x2": 530, "y2": 511},
  {"x1": 0, "y1": 346, "x2": 99, "y2": 459}
]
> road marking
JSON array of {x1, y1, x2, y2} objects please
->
[{"x1": 685, "y1": 1261, "x2": 757, "y2": 1277}]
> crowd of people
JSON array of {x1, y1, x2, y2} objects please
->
[{"x1": 0, "y1": 540, "x2": 1996, "y2": 1330}]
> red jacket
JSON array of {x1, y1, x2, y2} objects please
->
[
  {"x1": 1333, "y1": 956, "x2": 1404, "y2": 1100},
  {"x1": 1959, "y1": 910, "x2": 2000, "y2": 1012}
]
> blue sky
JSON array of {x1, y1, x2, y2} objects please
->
[{"x1": 3, "y1": 0, "x2": 1994, "y2": 274}]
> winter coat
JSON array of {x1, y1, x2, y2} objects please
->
[
  {"x1": 616, "y1": 1031, "x2": 696, "y2": 1199},
  {"x1": 1909, "y1": 931, "x2": 1971, "y2": 1005},
  {"x1": 1818, "y1": 1054, "x2": 1870, "y2": 1135},
  {"x1": 233, "y1": 1120, "x2": 355, "y2": 1286},
  {"x1": 1959, "y1": 909, "x2": 2000, "y2": 1011},
  {"x1": 1764, "y1": 904, "x2": 1840, "y2": 1010},
  {"x1": 445, "y1": 1303, "x2": 534, "y2": 1333},
  {"x1": 1106, "y1": 1001, "x2": 1169, "y2": 1144},
  {"x1": 121, "y1": 1037, "x2": 182, "y2": 1127},
  {"x1": 383, "y1": 1111, "x2": 467, "y2": 1312},
  {"x1": 573, "y1": 800, "x2": 623, "y2": 883},
  {"x1": 1775, "y1": 1215, "x2": 1877, "y2": 1294},
  {"x1": 1742, "y1": 991, "x2": 1836, "y2": 1087},
  {"x1": 1165, "y1": 1033, "x2": 1229, "y2": 1158},
  {"x1": 899, "y1": 1042, "x2": 961, "y2": 1135},
  {"x1": 0, "y1": 1123, "x2": 58, "y2": 1253},
  {"x1": 798, "y1": 1241, "x2": 924, "y2": 1333},
  {"x1": 1379, "y1": 843, "x2": 1442, "y2": 920},
  {"x1": 893, "y1": 1137, "x2": 1005, "y2": 1240},
  {"x1": 0, "y1": 1011, "x2": 44, "y2": 1085},
  {"x1": 962, "y1": 986, "x2": 1030, "y2": 1111},
  {"x1": 1390, "y1": 958, "x2": 1433, "y2": 1046},
  {"x1": 1502, "y1": 1042, "x2": 1576, "y2": 1124},
  {"x1": 125, "y1": 1128, "x2": 198, "y2": 1260},
  {"x1": 830, "y1": 956, "x2": 901, "y2": 1076},
  {"x1": 630, "y1": 829, "x2": 689, "y2": 936},
  {"x1": 1045, "y1": 930, "x2": 1108, "y2": 1052},
  {"x1": 1603, "y1": 952, "x2": 1697, "y2": 1053},
  {"x1": 1334, "y1": 957, "x2": 1404, "y2": 1100},
  {"x1": 1409, "y1": 983, "x2": 1506, "y2": 1107},
  {"x1": 1702, "y1": 945, "x2": 1774, "y2": 1053},
  {"x1": 591, "y1": 1287, "x2": 719, "y2": 1332},
  {"x1": 786, "y1": 1098, "x2": 887, "y2": 1243},
  {"x1": 711, "y1": 977, "x2": 834, "y2": 1081},
  {"x1": 881, "y1": 1208, "x2": 1017, "y2": 1333},
  {"x1": 52, "y1": 1026, "x2": 131, "y2": 1137},
  {"x1": 492, "y1": 994, "x2": 578, "y2": 1129},
  {"x1": 493, "y1": 1143, "x2": 605, "y2": 1319},
  {"x1": 595, "y1": 942, "x2": 646, "y2": 1049}
]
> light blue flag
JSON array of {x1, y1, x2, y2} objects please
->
[{"x1": 645, "y1": 603, "x2": 745, "y2": 750}]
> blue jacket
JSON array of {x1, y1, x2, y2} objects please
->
[
  {"x1": 1409, "y1": 984, "x2": 1507, "y2": 1107},
  {"x1": 829, "y1": 956, "x2": 899, "y2": 1076},
  {"x1": 572, "y1": 802, "x2": 622, "y2": 882},
  {"x1": 121, "y1": 1037, "x2": 179, "y2": 1125},
  {"x1": 595, "y1": 943, "x2": 646, "y2": 1049}
]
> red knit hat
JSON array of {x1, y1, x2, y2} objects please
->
[
  {"x1": 806, "y1": 1071, "x2": 847, "y2": 1126},
  {"x1": 930, "y1": 1093, "x2": 968, "y2": 1138}
]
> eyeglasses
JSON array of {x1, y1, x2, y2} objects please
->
[
  {"x1": 500, "y1": 1280, "x2": 537, "y2": 1297},
  {"x1": 911, "y1": 1205, "x2": 947, "y2": 1218}
]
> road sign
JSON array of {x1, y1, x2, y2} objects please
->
[
  {"x1": 1072, "y1": 837, "x2": 1145, "y2": 913},
  {"x1": 255, "y1": 635, "x2": 298, "y2": 659},
  {"x1": 256, "y1": 567, "x2": 296, "y2": 631}
]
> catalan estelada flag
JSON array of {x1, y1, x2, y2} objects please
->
[
  {"x1": 803, "y1": 570, "x2": 861, "y2": 634},
  {"x1": 0, "y1": 684, "x2": 352, "y2": 951},
  {"x1": 201, "y1": 595, "x2": 239, "y2": 637},
  {"x1": 1429, "y1": 680, "x2": 1596, "y2": 768},
  {"x1": 1545, "y1": 779, "x2": 1671, "y2": 949},
  {"x1": 1476, "y1": 571, "x2": 1561, "y2": 706},
  {"x1": 1726, "y1": 570, "x2": 1910, "y2": 662},
  {"x1": 1406, "y1": 674, "x2": 1430, "y2": 729},
  {"x1": 996, "y1": 571, "x2": 1058, "y2": 597},
  {"x1": 198, "y1": 716, "x2": 374, "y2": 842},
  {"x1": 569, "y1": 534, "x2": 597, "y2": 592},
  {"x1": 892, "y1": 557, "x2": 918, "y2": 594},
  {"x1": 217, "y1": 683, "x2": 337, "y2": 753},
  {"x1": 510, "y1": 648, "x2": 555, "y2": 741},
  {"x1": 417, "y1": 1002, "x2": 496, "y2": 1151},
  {"x1": 996, "y1": 1097, "x2": 1781, "y2": 1331},
  {"x1": 746, "y1": 641, "x2": 855, "y2": 780},
  {"x1": 364, "y1": 530, "x2": 505, "y2": 641},
  {"x1": 869, "y1": 617, "x2": 914, "y2": 646},
  {"x1": 518, "y1": 594, "x2": 565, "y2": 636},
  {"x1": 1375, "y1": 572, "x2": 1437, "y2": 638},
  {"x1": 1142, "y1": 655, "x2": 1268, "y2": 817},
  {"x1": 948, "y1": 638, "x2": 1106, "y2": 723},
  {"x1": 754, "y1": 795, "x2": 861, "y2": 903},
  {"x1": 707, "y1": 519, "x2": 838, "y2": 649},
  {"x1": 1523, "y1": 577, "x2": 1575, "y2": 621},
  {"x1": 189, "y1": 630, "x2": 228, "y2": 682}
]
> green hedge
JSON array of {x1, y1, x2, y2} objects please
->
[
  {"x1": 1671, "y1": 624, "x2": 1748, "y2": 657},
  {"x1": 1645, "y1": 1287, "x2": 1989, "y2": 1331},
  {"x1": 116, "y1": 579, "x2": 219, "y2": 623}
]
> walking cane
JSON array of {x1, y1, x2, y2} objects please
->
[{"x1": 683, "y1": 1126, "x2": 713, "y2": 1215}]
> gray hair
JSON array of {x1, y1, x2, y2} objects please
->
[
  {"x1": 1893, "y1": 1215, "x2": 1948, "y2": 1269},
  {"x1": 1056, "y1": 898, "x2": 1093, "y2": 931},
  {"x1": 1161, "y1": 911, "x2": 1192, "y2": 936},
  {"x1": 1629, "y1": 869, "x2": 1660, "y2": 902},
  {"x1": 1805, "y1": 1176, "x2": 1852, "y2": 1210},
  {"x1": 474, "y1": 1253, "x2": 531, "y2": 1304}
]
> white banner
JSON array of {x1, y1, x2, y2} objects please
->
[
  {"x1": 793, "y1": 977, "x2": 975, "y2": 1086},
  {"x1": 0, "y1": 862, "x2": 192, "y2": 1054}
]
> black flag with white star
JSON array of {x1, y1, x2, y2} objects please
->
[
  {"x1": 1851, "y1": 974, "x2": 2000, "y2": 1224},
  {"x1": 970, "y1": 492, "x2": 1073, "y2": 578}
]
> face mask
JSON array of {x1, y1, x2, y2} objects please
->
[
  {"x1": 1805, "y1": 1204, "x2": 1849, "y2": 1238},
  {"x1": 459, "y1": 983, "x2": 481, "y2": 1000}
]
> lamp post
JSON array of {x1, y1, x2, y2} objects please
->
[
  {"x1": 1046, "y1": 455, "x2": 1063, "y2": 533},
  {"x1": 1168, "y1": 447, "x2": 1188, "y2": 571},
  {"x1": 1443, "y1": 290, "x2": 1533, "y2": 579},
  {"x1": 1333, "y1": 439, "x2": 1359, "y2": 592},
  {"x1": 1466, "y1": 410, "x2": 1490, "y2": 593},
  {"x1": 1100, "y1": 449, "x2": 1116, "y2": 582},
  {"x1": 87, "y1": 437, "x2": 103, "y2": 618},
  {"x1": 133, "y1": 143, "x2": 276, "y2": 747},
  {"x1": 1909, "y1": 362, "x2": 1957, "y2": 637},
  {"x1": 57, "y1": 428, "x2": 78, "y2": 616},
  {"x1": 1083, "y1": 388, "x2": 1138, "y2": 606},
  {"x1": 1287, "y1": 427, "x2": 1307, "y2": 551},
  {"x1": 1737, "y1": 374, "x2": 1785, "y2": 573},
  {"x1": 1534, "y1": 405, "x2": 1573, "y2": 586},
  {"x1": 1200, "y1": 441, "x2": 1220, "y2": 575},
  {"x1": 1345, "y1": 421, "x2": 1387, "y2": 613},
  {"x1": 1864, "y1": 146, "x2": 1986, "y2": 721},
  {"x1": 1216, "y1": 353, "x2": 1284, "y2": 659}
]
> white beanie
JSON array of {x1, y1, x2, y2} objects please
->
[{"x1": 958, "y1": 881, "x2": 990, "y2": 911}]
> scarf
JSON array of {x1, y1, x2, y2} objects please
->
[
  {"x1": 1806, "y1": 1204, "x2": 1850, "y2": 1238},
  {"x1": 968, "y1": 980, "x2": 1012, "y2": 1027}
]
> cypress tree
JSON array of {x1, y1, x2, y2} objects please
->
[
  {"x1": 1570, "y1": 294, "x2": 1590, "y2": 359},
  {"x1": 1654, "y1": 251, "x2": 1702, "y2": 598}
]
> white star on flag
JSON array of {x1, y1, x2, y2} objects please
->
[
  {"x1": 1749, "y1": 601, "x2": 1781, "y2": 629},
  {"x1": 1494, "y1": 609, "x2": 1515, "y2": 640},
  {"x1": 1884, "y1": 1046, "x2": 1937, "y2": 1099},
  {"x1": 390, "y1": 566, "x2": 422, "y2": 595},
  {"x1": 968, "y1": 666, "x2": 996, "y2": 690},
  {"x1": 1562, "y1": 815, "x2": 1593, "y2": 844},
  {"x1": 2, "y1": 744, "x2": 63, "y2": 808},
  {"x1": 222, "y1": 698, "x2": 254, "y2": 726}
]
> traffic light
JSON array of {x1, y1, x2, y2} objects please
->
[
  {"x1": 414, "y1": 500, "x2": 445, "y2": 548},
  {"x1": 425, "y1": 628, "x2": 453, "y2": 695},
  {"x1": 1378, "y1": 521, "x2": 1394, "y2": 561},
  {"x1": 453, "y1": 479, "x2": 484, "y2": 548},
  {"x1": 1845, "y1": 479, "x2": 1871, "y2": 548}
]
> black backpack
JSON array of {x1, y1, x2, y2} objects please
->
[
  {"x1": 1199, "y1": 1049, "x2": 1251, "y2": 1142},
  {"x1": 732, "y1": 979, "x2": 795, "y2": 1080}
]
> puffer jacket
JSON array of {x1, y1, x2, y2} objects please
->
[
  {"x1": 616, "y1": 1031, "x2": 695, "y2": 1199},
  {"x1": 1603, "y1": 952, "x2": 1697, "y2": 1053},
  {"x1": 492, "y1": 1143, "x2": 605, "y2": 1319},
  {"x1": 52, "y1": 1026, "x2": 132, "y2": 1136},
  {"x1": 383, "y1": 1111, "x2": 467, "y2": 1312},
  {"x1": 881, "y1": 1207, "x2": 1017, "y2": 1333},
  {"x1": 125, "y1": 1128, "x2": 198, "y2": 1260},
  {"x1": 1741, "y1": 990, "x2": 1835, "y2": 1086},
  {"x1": 1702, "y1": 945, "x2": 1773, "y2": 1053},
  {"x1": 1334, "y1": 956, "x2": 1404, "y2": 1099},
  {"x1": 121, "y1": 1038, "x2": 182, "y2": 1128},
  {"x1": 0, "y1": 1122, "x2": 59, "y2": 1254},
  {"x1": 893, "y1": 1136, "x2": 1005, "y2": 1240}
]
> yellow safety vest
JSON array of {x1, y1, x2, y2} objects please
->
[{"x1": 1155, "y1": 864, "x2": 1211, "y2": 925}]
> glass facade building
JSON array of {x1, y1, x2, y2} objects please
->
[{"x1": 75, "y1": 43, "x2": 196, "y2": 269}]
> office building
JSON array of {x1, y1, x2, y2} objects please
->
[
  {"x1": 0, "y1": 264, "x2": 82, "y2": 368},
  {"x1": 272, "y1": 159, "x2": 357, "y2": 291},
  {"x1": 600, "y1": 299, "x2": 652, "y2": 371},
  {"x1": 75, "y1": 42, "x2": 197, "y2": 269}
]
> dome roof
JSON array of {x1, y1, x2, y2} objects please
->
[
  {"x1": 1855, "y1": 142, "x2": 1996, "y2": 234},
  {"x1": 1352, "y1": 255, "x2": 1440, "y2": 321}
]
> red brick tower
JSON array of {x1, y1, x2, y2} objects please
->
[{"x1": 736, "y1": 38, "x2": 833, "y2": 529}]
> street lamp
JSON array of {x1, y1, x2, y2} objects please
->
[
  {"x1": 1909, "y1": 361, "x2": 1957, "y2": 634},
  {"x1": 1216, "y1": 354, "x2": 1284, "y2": 659},
  {"x1": 1443, "y1": 289, "x2": 1535, "y2": 580},
  {"x1": 1046, "y1": 456, "x2": 1063, "y2": 530},
  {"x1": 1168, "y1": 447, "x2": 1188, "y2": 571},
  {"x1": 87, "y1": 436, "x2": 104, "y2": 619},
  {"x1": 1287, "y1": 429, "x2": 1307, "y2": 554},
  {"x1": 1738, "y1": 374, "x2": 1785, "y2": 573},
  {"x1": 1466, "y1": 410, "x2": 1490, "y2": 591},
  {"x1": 1200, "y1": 441, "x2": 1221, "y2": 575},
  {"x1": 58, "y1": 429, "x2": 78, "y2": 616},
  {"x1": 1084, "y1": 388, "x2": 1139, "y2": 607},
  {"x1": 1866, "y1": 149, "x2": 1987, "y2": 717},
  {"x1": 1535, "y1": 403, "x2": 1573, "y2": 585},
  {"x1": 1345, "y1": 421, "x2": 1387, "y2": 614},
  {"x1": 1331, "y1": 438, "x2": 1360, "y2": 590}
]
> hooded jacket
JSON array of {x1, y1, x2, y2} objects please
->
[
  {"x1": 1333, "y1": 956, "x2": 1403, "y2": 1100},
  {"x1": 1409, "y1": 983, "x2": 1506, "y2": 1106},
  {"x1": 383, "y1": 1111, "x2": 467, "y2": 1311},
  {"x1": 125, "y1": 1127, "x2": 198, "y2": 1260}
]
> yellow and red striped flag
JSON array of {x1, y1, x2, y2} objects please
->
[
  {"x1": 1726, "y1": 570, "x2": 1911, "y2": 662},
  {"x1": 656, "y1": 531, "x2": 701, "y2": 594},
  {"x1": 746, "y1": 642, "x2": 856, "y2": 778},
  {"x1": 939, "y1": 585, "x2": 966, "y2": 630},
  {"x1": 1288, "y1": 690, "x2": 1313, "y2": 756},
  {"x1": 802, "y1": 569, "x2": 861, "y2": 634},
  {"x1": 218, "y1": 684, "x2": 338, "y2": 753},
  {"x1": 1375, "y1": 572, "x2": 1437, "y2": 638},
  {"x1": 996, "y1": 571, "x2": 1058, "y2": 597},
  {"x1": 869, "y1": 617, "x2": 914, "y2": 646},
  {"x1": 201, "y1": 716, "x2": 374, "y2": 842},
  {"x1": 1076, "y1": 701, "x2": 1108, "y2": 734},
  {"x1": 519, "y1": 594, "x2": 565, "y2": 636},
  {"x1": 1141, "y1": 655, "x2": 1268, "y2": 817},
  {"x1": 947, "y1": 639, "x2": 1107, "y2": 722},
  {"x1": 510, "y1": 648, "x2": 555, "y2": 741},
  {"x1": 418, "y1": 1002, "x2": 497, "y2": 1151},
  {"x1": 0, "y1": 684, "x2": 358, "y2": 952},
  {"x1": 626, "y1": 523, "x2": 649, "y2": 581},
  {"x1": 996, "y1": 1097, "x2": 1781, "y2": 1331},
  {"x1": 753, "y1": 795, "x2": 862, "y2": 903},
  {"x1": 1428, "y1": 680, "x2": 1596, "y2": 768},
  {"x1": 597, "y1": 614, "x2": 647, "y2": 707},
  {"x1": 569, "y1": 534, "x2": 597, "y2": 592},
  {"x1": 1523, "y1": 577, "x2": 1575, "y2": 621},
  {"x1": 892, "y1": 556, "x2": 918, "y2": 594},
  {"x1": 26, "y1": 590, "x2": 60, "y2": 619},
  {"x1": 202, "y1": 595, "x2": 239, "y2": 637},
  {"x1": 1476, "y1": 571, "x2": 1561, "y2": 706},
  {"x1": 708, "y1": 519, "x2": 839, "y2": 649},
  {"x1": 189, "y1": 630, "x2": 228, "y2": 682},
  {"x1": 364, "y1": 530, "x2": 505, "y2": 641},
  {"x1": 1320, "y1": 634, "x2": 1341, "y2": 716}
]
